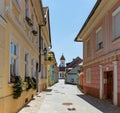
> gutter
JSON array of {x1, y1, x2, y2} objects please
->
[
  {"x1": 47, "y1": 8, "x2": 52, "y2": 48},
  {"x1": 39, "y1": 0, "x2": 46, "y2": 26}
]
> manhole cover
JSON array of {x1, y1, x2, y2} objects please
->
[
  {"x1": 67, "y1": 107, "x2": 76, "y2": 111},
  {"x1": 46, "y1": 94, "x2": 52, "y2": 95},
  {"x1": 61, "y1": 93, "x2": 65, "y2": 94},
  {"x1": 55, "y1": 92, "x2": 60, "y2": 93},
  {"x1": 62, "y1": 103, "x2": 73, "y2": 106},
  {"x1": 54, "y1": 90, "x2": 58, "y2": 91}
]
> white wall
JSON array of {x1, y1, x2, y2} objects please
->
[{"x1": 66, "y1": 74, "x2": 78, "y2": 84}]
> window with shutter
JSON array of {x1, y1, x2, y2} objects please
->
[{"x1": 112, "y1": 6, "x2": 120, "y2": 40}]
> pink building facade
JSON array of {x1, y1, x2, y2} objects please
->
[{"x1": 75, "y1": 0, "x2": 120, "y2": 106}]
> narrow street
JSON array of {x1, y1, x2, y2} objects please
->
[{"x1": 19, "y1": 79, "x2": 120, "y2": 113}]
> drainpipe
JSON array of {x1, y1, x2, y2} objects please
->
[
  {"x1": 39, "y1": 25, "x2": 42, "y2": 72},
  {"x1": 37, "y1": 23, "x2": 46, "y2": 92}
]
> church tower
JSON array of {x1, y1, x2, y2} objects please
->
[{"x1": 59, "y1": 54, "x2": 66, "y2": 79}]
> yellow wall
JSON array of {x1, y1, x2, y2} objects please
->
[{"x1": 0, "y1": 0, "x2": 44, "y2": 112}]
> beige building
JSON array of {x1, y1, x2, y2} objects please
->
[
  {"x1": 0, "y1": 0, "x2": 51, "y2": 113},
  {"x1": 39, "y1": 7, "x2": 52, "y2": 91}
]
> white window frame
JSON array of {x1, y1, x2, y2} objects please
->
[
  {"x1": 86, "y1": 68, "x2": 91, "y2": 83},
  {"x1": 31, "y1": 58, "x2": 35, "y2": 77},
  {"x1": 16, "y1": 0, "x2": 22, "y2": 10},
  {"x1": 24, "y1": 0, "x2": 31, "y2": 18},
  {"x1": 96, "y1": 27, "x2": 103, "y2": 50},
  {"x1": 41, "y1": 64, "x2": 44, "y2": 79},
  {"x1": 24, "y1": 50, "x2": 29, "y2": 78},
  {"x1": 9, "y1": 37, "x2": 20, "y2": 82},
  {"x1": 112, "y1": 6, "x2": 120, "y2": 40}
]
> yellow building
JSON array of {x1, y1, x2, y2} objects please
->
[
  {"x1": 47, "y1": 51, "x2": 58, "y2": 86},
  {"x1": 0, "y1": 0, "x2": 48, "y2": 113},
  {"x1": 39, "y1": 7, "x2": 52, "y2": 91}
]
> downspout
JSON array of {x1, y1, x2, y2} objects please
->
[{"x1": 39, "y1": 25, "x2": 41, "y2": 72}]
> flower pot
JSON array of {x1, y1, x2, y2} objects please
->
[{"x1": 11, "y1": 76, "x2": 16, "y2": 83}]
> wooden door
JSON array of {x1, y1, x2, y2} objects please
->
[{"x1": 107, "y1": 71, "x2": 113, "y2": 99}]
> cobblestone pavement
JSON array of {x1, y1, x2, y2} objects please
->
[{"x1": 19, "y1": 79, "x2": 120, "y2": 113}]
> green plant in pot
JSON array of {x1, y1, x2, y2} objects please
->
[
  {"x1": 26, "y1": 77, "x2": 37, "y2": 90},
  {"x1": 31, "y1": 77, "x2": 37, "y2": 89},
  {"x1": 25, "y1": 76, "x2": 32, "y2": 90},
  {"x1": 12, "y1": 76, "x2": 23, "y2": 99}
]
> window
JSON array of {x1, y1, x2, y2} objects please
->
[
  {"x1": 45, "y1": 67, "x2": 47, "y2": 78},
  {"x1": 10, "y1": 41, "x2": 19, "y2": 81},
  {"x1": 86, "y1": 68, "x2": 91, "y2": 83},
  {"x1": 96, "y1": 27, "x2": 103, "y2": 50},
  {"x1": 41, "y1": 64, "x2": 43, "y2": 78},
  {"x1": 36, "y1": 33, "x2": 39, "y2": 46},
  {"x1": 86, "y1": 39, "x2": 90, "y2": 57},
  {"x1": 25, "y1": 0, "x2": 30, "y2": 18},
  {"x1": 24, "y1": 52, "x2": 29, "y2": 77},
  {"x1": 112, "y1": 6, "x2": 120, "y2": 40},
  {"x1": 31, "y1": 59, "x2": 35, "y2": 77},
  {"x1": 31, "y1": 14, "x2": 34, "y2": 25},
  {"x1": 16, "y1": 0, "x2": 21, "y2": 9},
  {"x1": 41, "y1": 38, "x2": 43, "y2": 49}
]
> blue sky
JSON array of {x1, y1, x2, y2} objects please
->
[{"x1": 42, "y1": 0, "x2": 97, "y2": 65}]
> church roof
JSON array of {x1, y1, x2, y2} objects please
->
[{"x1": 60, "y1": 54, "x2": 65, "y2": 60}]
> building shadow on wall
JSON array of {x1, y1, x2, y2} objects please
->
[{"x1": 77, "y1": 94, "x2": 120, "y2": 113}]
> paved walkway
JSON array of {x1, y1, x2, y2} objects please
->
[{"x1": 19, "y1": 79, "x2": 120, "y2": 113}]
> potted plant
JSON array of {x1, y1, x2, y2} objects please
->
[
  {"x1": 31, "y1": 77, "x2": 37, "y2": 89},
  {"x1": 25, "y1": 76, "x2": 30, "y2": 82},
  {"x1": 32, "y1": 30, "x2": 38, "y2": 36},
  {"x1": 25, "y1": 76, "x2": 32, "y2": 91},
  {"x1": 12, "y1": 76, "x2": 23, "y2": 99},
  {"x1": 11, "y1": 76, "x2": 17, "y2": 83},
  {"x1": 26, "y1": 77, "x2": 37, "y2": 90},
  {"x1": 25, "y1": 16, "x2": 33, "y2": 26},
  {"x1": 48, "y1": 55, "x2": 53, "y2": 61}
]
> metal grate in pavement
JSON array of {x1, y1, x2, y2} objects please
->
[{"x1": 62, "y1": 102, "x2": 73, "y2": 106}]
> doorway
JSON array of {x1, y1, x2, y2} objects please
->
[{"x1": 104, "y1": 71, "x2": 113, "y2": 99}]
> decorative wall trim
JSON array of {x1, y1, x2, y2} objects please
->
[
  {"x1": 83, "y1": 49, "x2": 120, "y2": 67},
  {"x1": 112, "y1": 6, "x2": 120, "y2": 16},
  {"x1": 0, "y1": 15, "x2": 7, "y2": 27}
]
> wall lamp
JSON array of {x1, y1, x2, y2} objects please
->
[{"x1": 41, "y1": 48, "x2": 47, "y2": 55}]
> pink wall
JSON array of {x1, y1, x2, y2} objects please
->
[
  {"x1": 84, "y1": 1, "x2": 120, "y2": 64},
  {"x1": 82, "y1": 0, "x2": 120, "y2": 104}
]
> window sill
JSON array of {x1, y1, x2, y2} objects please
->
[
  {"x1": 112, "y1": 36, "x2": 120, "y2": 44},
  {"x1": 96, "y1": 47, "x2": 104, "y2": 53},
  {"x1": 8, "y1": 82, "x2": 14, "y2": 86}
]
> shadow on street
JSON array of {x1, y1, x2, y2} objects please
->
[{"x1": 77, "y1": 94, "x2": 120, "y2": 113}]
